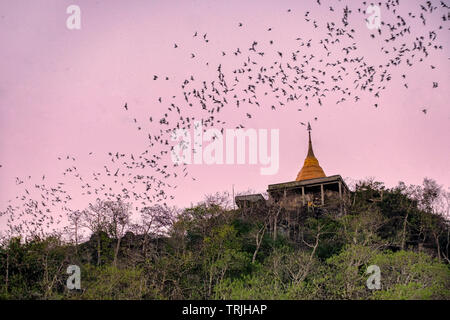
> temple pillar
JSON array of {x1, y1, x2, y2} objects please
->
[{"x1": 320, "y1": 184, "x2": 324, "y2": 205}]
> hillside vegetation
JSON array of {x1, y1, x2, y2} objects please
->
[{"x1": 0, "y1": 178, "x2": 449, "y2": 299}]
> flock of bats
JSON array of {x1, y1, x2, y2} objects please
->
[{"x1": 0, "y1": 0, "x2": 448, "y2": 239}]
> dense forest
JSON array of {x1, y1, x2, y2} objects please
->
[{"x1": 0, "y1": 178, "x2": 449, "y2": 300}]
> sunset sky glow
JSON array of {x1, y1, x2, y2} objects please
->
[{"x1": 0, "y1": 1, "x2": 449, "y2": 231}]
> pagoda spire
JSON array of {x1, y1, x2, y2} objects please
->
[
  {"x1": 307, "y1": 122, "x2": 315, "y2": 158},
  {"x1": 296, "y1": 122, "x2": 326, "y2": 181}
]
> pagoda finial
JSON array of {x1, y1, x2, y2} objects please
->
[
  {"x1": 295, "y1": 122, "x2": 326, "y2": 181},
  {"x1": 307, "y1": 122, "x2": 314, "y2": 157}
]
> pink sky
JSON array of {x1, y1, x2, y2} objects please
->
[{"x1": 0, "y1": 0, "x2": 449, "y2": 230}]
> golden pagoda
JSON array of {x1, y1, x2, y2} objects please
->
[
  {"x1": 236, "y1": 121, "x2": 349, "y2": 213},
  {"x1": 296, "y1": 122, "x2": 326, "y2": 181}
]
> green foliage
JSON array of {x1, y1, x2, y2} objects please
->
[
  {"x1": 372, "y1": 282, "x2": 447, "y2": 300},
  {"x1": 370, "y1": 250, "x2": 450, "y2": 300},
  {"x1": 202, "y1": 224, "x2": 251, "y2": 297},
  {"x1": 0, "y1": 236, "x2": 70, "y2": 299},
  {"x1": 71, "y1": 265, "x2": 151, "y2": 300},
  {"x1": 0, "y1": 178, "x2": 449, "y2": 300},
  {"x1": 214, "y1": 273, "x2": 289, "y2": 300}
]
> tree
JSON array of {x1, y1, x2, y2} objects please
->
[
  {"x1": 103, "y1": 199, "x2": 131, "y2": 267},
  {"x1": 370, "y1": 250, "x2": 450, "y2": 299},
  {"x1": 137, "y1": 204, "x2": 174, "y2": 257},
  {"x1": 82, "y1": 199, "x2": 109, "y2": 266},
  {"x1": 67, "y1": 210, "x2": 83, "y2": 254},
  {"x1": 202, "y1": 224, "x2": 250, "y2": 298}
]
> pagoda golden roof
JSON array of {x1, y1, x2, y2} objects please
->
[{"x1": 296, "y1": 123, "x2": 326, "y2": 181}]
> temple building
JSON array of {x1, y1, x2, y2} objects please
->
[{"x1": 235, "y1": 123, "x2": 350, "y2": 213}]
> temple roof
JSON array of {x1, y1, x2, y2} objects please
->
[
  {"x1": 268, "y1": 175, "x2": 349, "y2": 192},
  {"x1": 295, "y1": 123, "x2": 326, "y2": 181}
]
